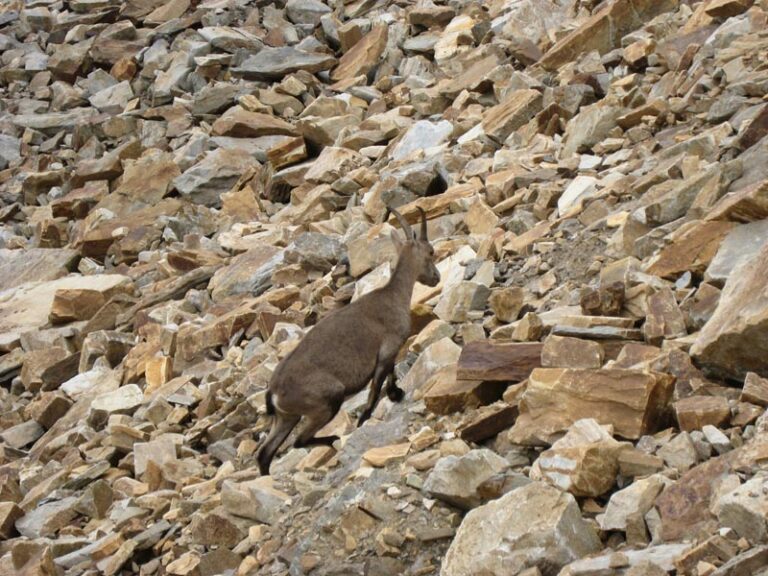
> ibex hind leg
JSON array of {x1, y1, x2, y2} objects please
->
[
  {"x1": 385, "y1": 374, "x2": 405, "y2": 402},
  {"x1": 257, "y1": 412, "x2": 300, "y2": 476},
  {"x1": 294, "y1": 385, "x2": 345, "y2": 448}
]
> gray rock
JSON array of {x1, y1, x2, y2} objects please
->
[
  {"x1": 173, "y1": 148, "x2": 260, "y2": 207},
  {"x1": 88, "y1": 384, "x2": 144, "y2": 428},
  {"x1": 234, "y1": 46, "x2": 336, "y2": 80},
  {"x1": 706, "y1": 219, "x2": 768, "y2": 285},
  {"x1": 717, "y1": 475, "x2": 768, "y2": 543},
  {"x1": 221, "y1": 478, "x2": 291, "y2": 524},
  {"x1": 0, "y1": 134, "x2": 21, "y2": 170},
  {"x1": 15, "y1": 497, "x2": 79, "y2": 538},
  {"x1": 442, "y1": 481, "x2": 601, "y2": 576},
  {"x1": 11, "y1": 108, "x2": 99, "y2": 132},
  {"x1": 0, "y1": 420, "x2": 44, "y2": 449},
  {"x1": 391, "y1": 120, "x2": 453, "y2": 161},
  {"x1": 285, "y1": 0, "x2": 331, "y2": 25},
  {"x1": 88, "y1": 80, "x2": 134, "y2": 114},
  {"x1": 198, "y1": 26, "x2": 263, "y2": 52},
  {"x1": 424, "y1": 449, "x2": 510, "y2": 509},
  {"x1": 559, "y1": 543, "x2": 692, "y2": 575}
]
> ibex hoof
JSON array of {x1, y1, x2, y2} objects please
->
[
  {"x1": 357, "y1": 411, "x2": 372, "y2": 426},
  {"x1": 387, "y1": 385, "x2": 405, "y2": 402}
]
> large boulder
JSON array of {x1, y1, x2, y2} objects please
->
[
  {"x1": 691, "y1": 243, "x2": 768, "y2": 379},
  {"x1": 441, "y1": 482, "x2": 601, "y2": 576}
]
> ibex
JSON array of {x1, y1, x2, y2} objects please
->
[{"x1": 257, "y1": 207, "x2": 440, "y2": 476}]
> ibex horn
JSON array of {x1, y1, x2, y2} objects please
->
[
  {"x1": 388, "y1": 207, "x2": 415, "y2": 241},
  {"x1": 417, "y1": 207, "x2": 428, "y2": 240}
]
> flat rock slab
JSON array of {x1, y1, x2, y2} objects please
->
[
  {"x1": 234, "y1": 46, "x2": 336, "y2": 80},
  {"x1": 456, "y1": 340, "x2": 543, "y2": 382},
  {"x1": 0, "y1": 274, "x2": 132, "y2": 348},
  {"x1": 705, "y1": 219, "x2": 768, "y2": 285},
  {"x1": 0, "y1": 248, "x2": 78, "y2": 292}
]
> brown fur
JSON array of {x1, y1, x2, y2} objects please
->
[{"x1": 257, "y1": 208, "x2": 439, "y2": 475}]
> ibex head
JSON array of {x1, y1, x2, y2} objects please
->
[{"x1": 389, "y1": 206, "x2": 440, "y2": 287}]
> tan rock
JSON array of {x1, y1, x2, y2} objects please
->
[
  {"x1": 511, "y1": 312, "x2": 543, "y2": 342},
  {"x1": 509, "y1": 368, "x2": 675, "y2": 444},
  {"x1": 691, "y1": 244, "x2": 768, "y2": 379},
  {"x1": 49, "y1": 274, "x2": 134, "y2": 323},
  {"x1": 482, "y1": 89, "x2": 543, "y2": 143},
  {"x1": 362, "y1": 442, "x2": 411, "y2": 467},
  {"x1": 304, "y1": 146, "x2": 368, "y2": 184},
  {"x1": 742, "y1": 372, "x2": 768, "y2": 407},
  {"x1": 0, "y1": 502, "x2": 22, "y2": 539},
  {"x1": 488, "y1": 287, "x2": 524, "y2": 323},
  {"x1": 646, "y1": 220, "x2": 735, "y2": 279},
  {"x1": 674, "y1": 396, "x2": 730, "y2": 431},
  {"x1": 331, "y1": 25, "x2": 388, "y2": 82},
  {"x1": 541, "y1": 335, "x2": 604, "y2": 369},
  {"x1": 424, "y1": 370, "x2": 506, "y2": 416},
  {"x1": 644, "y1": 288, "x2": 687, "y2": 345},
  {"x1": 456, "y1": 340, "x2": 543, "y2": 382},
  {"x1": 539, "y1": 0, "x2": 679, "y2": 70},
  {"x1": 212, "y1": 106, "x2": 297, "y2": 137},
  {"x1": 618, "y1": 448, "x2": 665, "y2": 477},
  {"x1": 532, "y1": 419, "x2": 627, "y2": 497}
]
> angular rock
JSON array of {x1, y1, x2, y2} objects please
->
[
  {"x1": 456, "y1": 341, "x2": 543, "y2": 382},
  {"x1": 442, "y1": 482, "x2": 601, "y2": 576},
  {"x1": 675, "y1": 396, "x2": 731, "y2": 431},
  {"x1": 173, "y1": 148, "x2": 260, "y2": 207},
  {"x1": 598, "y1": 474, "x2": 668, "y2": 532},
  {"x1": 331, "y1": 25, "x2": 388, "y2": 82},
  {"x1": 742, "y1": 372, "x2": 768, "y2": 406},
  {"x1": 532, "y1": 418, "x2": 627, "y2": 497},
  {"x1": 235, "y1": 47, "x2": 336, "y2": 80},
  {"x1": 541, "y1": 335, "x2": 604, "y2": 369},
  {"x1": 509, "y1": 368, "x2": 674, "y2": 444},
  {"x1": 212, "y1": 106, "x2": 297, "y2": 138},
  {"x1": 424, "y1": 449, "x2": 510, "y2": 510},
  {"x1": 691, "y1": 243, "x2": 768, "y2": 379}
]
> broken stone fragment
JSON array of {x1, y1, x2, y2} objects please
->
[
  {"x1": 690, "y1": 243, "x2": 768, "y2": 380},
  {"x1": 541, "y1": 335, "x2": 604, "y2": 369},
  {"x1": 531, "y1": 418, "x2": 627, "y2": 497},
  {"x1": 49, "y1": 274, "x2": 134, "y2": 324},
  {"x1": 212, "y1": 106, "x2": 297, "y2": 138},
  {"x1": 173, "y1": 148, "x2": 260, "y2": 207},
  {"x1": 88, "y1": 384, "x2": 144, "y2": 428},
  {"x1": 674, "y1": 395, "x2": 731, "y2": 431},
  {"x1": 331, "y1": 25, "x2": 388, "y2": 82},
  {"x1": 598, "y1": 474, "x2": 668, "y2": 532},
  {"x1": 742, "y1": 372, "x2": 768, "y2": 406},
  {"x1": 221, "y1": 477, "x2": 291, "y2": 524},
  {"x1": 423, "y1": 449, "x2": 510, "y2": 509},
  {"x1": 717, "y1": 475, "x2": 768, "y2": 544}
]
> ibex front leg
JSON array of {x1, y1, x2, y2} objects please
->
[{"x1": 358, "y1": 361, "x2": 394, "y2": 426}]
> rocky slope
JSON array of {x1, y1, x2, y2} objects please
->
[{"x1": 2, "y1": 0, "x2": 768, "y2": 575}]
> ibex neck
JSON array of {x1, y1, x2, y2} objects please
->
[{"x1": 385, "y1": 246, "x2": 418, "y2": 304}]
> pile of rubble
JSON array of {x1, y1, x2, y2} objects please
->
[{"x1": 2, "y1": 0, "x2": 768, "y2": 574}]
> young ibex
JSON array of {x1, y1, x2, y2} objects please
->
[{"x1": 257, "y1": 207, "x2": 440, "y2": 475}]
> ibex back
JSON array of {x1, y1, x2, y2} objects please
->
[{"x1": 257, "y1": 207, "x2": 440, "y2": 475}]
